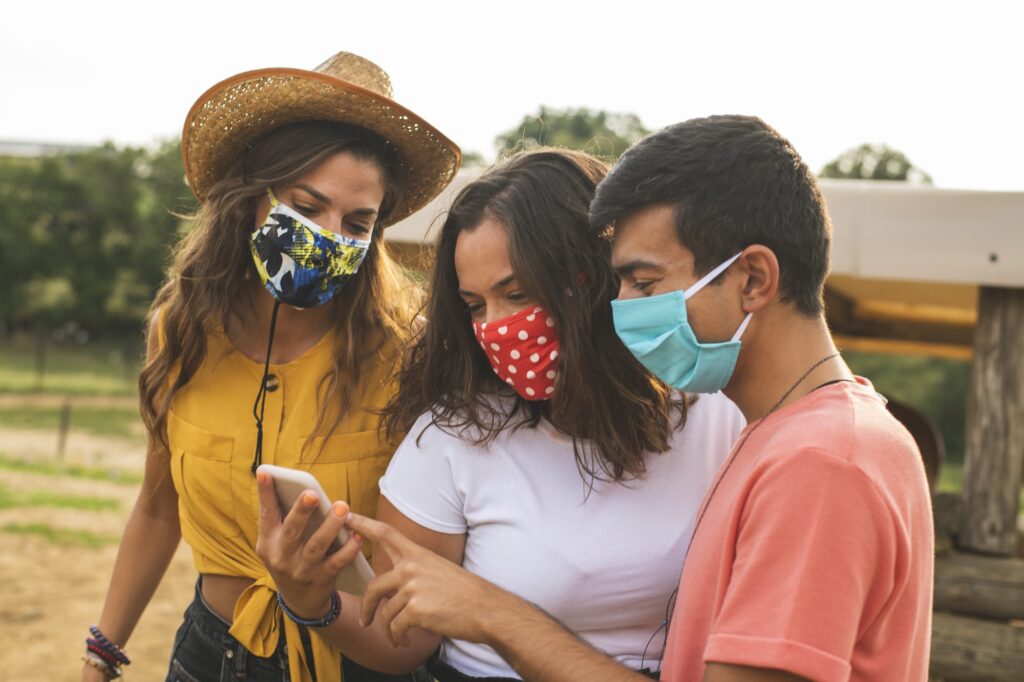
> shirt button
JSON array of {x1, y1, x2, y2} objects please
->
[
  {"x1": 225, "y1": 649, "x2": 234, "y2": 659},
  {"x1": 265, "y1": 374, "x2": 280, "y2": 392}
]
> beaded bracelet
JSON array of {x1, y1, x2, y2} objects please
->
[
  {"x1": 88, "y1": 625, "x2": 131, "y2": 665},
  {"x1": 86, "y1": 642, "x2": 121, "y2": 668},
  {"x1": 276, "y1": 590, "x2": 341, "y2": 627},
  {"x1": 82, "y1": 651, "x2": 122, "y2": 679}
]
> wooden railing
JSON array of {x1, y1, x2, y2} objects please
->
[{"x1": 930, "y1": 493, "x2": 1024, "y2": 680}]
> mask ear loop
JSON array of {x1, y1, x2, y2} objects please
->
[
  {"x1": 683, "y1": 252, "x2": 743, "y2": 300},
  {"x1": 250, "y1": 299, "x2": 281, "y2": 474},
  {"x1": 731, "y1": 312, "x2": 753, "y2": 341}
]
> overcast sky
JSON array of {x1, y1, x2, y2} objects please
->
[{"x1": 5, "y1": 0, "x2": 1022, "y2": 191}]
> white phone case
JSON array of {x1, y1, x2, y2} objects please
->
[{"x1": 256, "y1": 464, "x2": 375, "y2": 595}]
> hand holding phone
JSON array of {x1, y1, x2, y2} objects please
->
[{"x1": 256, "y1": 464, "x2": 375, "y2": 596}]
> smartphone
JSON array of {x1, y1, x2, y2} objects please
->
[{"x1": 256, "y1": 463, "x2": 375, "y2": 596}]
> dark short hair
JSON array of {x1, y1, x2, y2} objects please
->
[{"x1": 590, "y1": 115, "x2": 831, "y2": 316}]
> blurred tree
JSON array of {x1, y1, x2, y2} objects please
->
[
  {"x1": 495, "y1": 106, "x2": 650, "y2": 160},
  {"x1": 0, "y1": 156, "x2": 46, "y2": 328},
  {"x1": 0, "y1": 139, "x2": 189, "y2": 339},
  {"x1": 121, "y1": 139, "x2": 194, "y2": 324},
  {"x1": 460, "y1": 151, "x2": 487, "y2": 169},
  {"x1": 59, "y1": 144, "x2": 144, "y2": 330},
  {"x1": 820, "y1": 143, "x2": 932, "y2": 183}
]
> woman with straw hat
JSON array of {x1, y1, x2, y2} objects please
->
[{"x1": 80, "y1": 52, "x2": 459, "y2": 682}]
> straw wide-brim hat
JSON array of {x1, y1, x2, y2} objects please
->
[{"x1": 181, "y1": 52, "x2": 461, "y2": 226}]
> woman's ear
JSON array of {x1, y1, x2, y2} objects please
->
[{"x1": 738, "y1": 245, "x2": 779, "y2": 314}]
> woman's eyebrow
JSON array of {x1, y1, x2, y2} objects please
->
[
  {"x1": 457, "y1": 274, "x2": 514, "y2": 299},
  {"x1": 293, "y1": 183, "x2": 330, "y2": 204},
  {"x1": 293, "y1": 184, "x2": 378, "y2": 218},
  {"x1": 489, "y1": 274, "x2": 515, "y2": 292}
]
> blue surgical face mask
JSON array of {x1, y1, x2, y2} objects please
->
[{"x1": 611, "y1": 252, "x2": 751, "y2": 393}]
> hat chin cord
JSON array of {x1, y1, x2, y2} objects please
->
[{"x1": 250, "y1": 299, "x2": 281, "y2": 474}]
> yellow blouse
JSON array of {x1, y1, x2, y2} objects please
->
[{"x1": 166, "y1": 326, "x2": 399, "y2": 682}]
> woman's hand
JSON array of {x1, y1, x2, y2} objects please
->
[
  {"x1": 254, "y1": 470, "x2": 365, "y2": 619},
  {"x1": 349, "y1": 513, "x2": 648, "y2": 682},
  {"x1": 346, "y1": 513, "x2": 521, "y2": 647}
]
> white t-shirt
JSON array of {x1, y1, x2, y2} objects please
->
[{"x1": 379, "y1": 392, "x2": 744, "y2": 678}]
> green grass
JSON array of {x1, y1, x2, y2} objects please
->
[
  {"x1": 0, "y1": 453, "x2": 142, "y2": 485},
  {"x1": 0, "y1": 336, "x2": 141, "y2": 396},
  {"x1": 0, "y1": 522, "x2": 118, "y2": 548},
  {"x1": 0, "y1": 403, "x2": 142, "y2": 440},
  {"x1": 0, "y1": 482, "x2": 121, "y2": 512}
]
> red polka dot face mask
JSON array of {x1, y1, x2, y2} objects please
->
[{"x1": 472, "y1": 306, "x2": 560, "y2": 401}]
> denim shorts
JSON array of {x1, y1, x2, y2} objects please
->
[{"x1": 166, "y1": 579, "x2": 426, "y2": 682}]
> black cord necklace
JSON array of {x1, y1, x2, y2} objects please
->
[
  {"x1": 640, "y1": 351, "x2": 841, "y2": 671},
  {"x1": 250, "y1": 299, "x2": 281, "y2": 474}
]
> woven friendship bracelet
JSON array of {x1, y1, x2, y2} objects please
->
[
  {"x1": 88, "y1": 625, "x2": 131, "y2": 665},
  {"x1": 82, "y1": 652, "x2": 123, "y2": 679},
  {"x1": 277, "y1": 590, "x2": 342, "y2": 627}
]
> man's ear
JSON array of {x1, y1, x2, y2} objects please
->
[{"x1": 737, "y1": 245, "x2": 779, "y2": 314}]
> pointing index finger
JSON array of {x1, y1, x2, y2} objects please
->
[{"x1": 344, "y1": 513, "x2": 414, "y2": 563}]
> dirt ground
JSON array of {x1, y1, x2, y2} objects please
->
[{"x1": 0, "y1": 434, "x2": 196, "y2": 681}]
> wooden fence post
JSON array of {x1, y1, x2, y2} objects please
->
[
  {"x1": 959, "y1": 286, "x2": 1024, "y2": 556},
  {"x1": 56, "y1": 397, "x2": 71, "y2": 462}
]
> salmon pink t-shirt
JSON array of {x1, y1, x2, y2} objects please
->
[{"x1": 661, "y1": 378, "x2": 933, "y2": 682}]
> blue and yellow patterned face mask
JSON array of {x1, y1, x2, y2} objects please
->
[{"x1": 249, "y1": 190, "x2": 372, "y2": 308}]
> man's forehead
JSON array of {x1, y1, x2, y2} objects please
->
[
  {"x1": 611, "y1": 204, "x2": 686, "y2": 269},
  {"x1": 611, "y1": 240, "x2": 671, "y2": 273}
]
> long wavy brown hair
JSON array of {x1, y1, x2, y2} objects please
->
[
  {"x1": 384, "y1": 148, "x2": 687, "y2": 482},
  {"x1": 140, "y1": 121, "x2": 418, "y2": 454}
]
